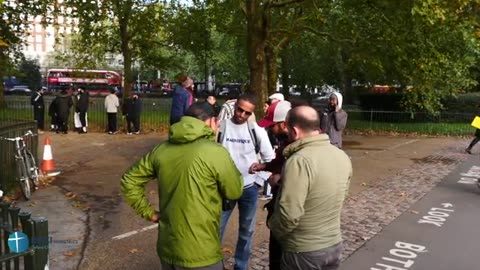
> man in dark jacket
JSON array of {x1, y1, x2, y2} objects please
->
[
  {"x1": 31, "y1": 87, "x2": 45, "y2": 132},
  {"x1": 251, "y1": 100, "x2": 292, "y2": 270},
  {"x1": 169, "y1": 74, "x2": 194, "y2": 125},
  {"x1": 53, "y1": 89, "x2": 73, "y2": 134},
  {"x1": 75, "y1": 87, "x2": 89, "y2": 133},
  {"x1": 122, "y1": 94, "x2": 142, "y2": 134}
]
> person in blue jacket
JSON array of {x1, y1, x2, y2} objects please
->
[{"x1": 170, "y1": 74, "x2": 194, "y2": 125}]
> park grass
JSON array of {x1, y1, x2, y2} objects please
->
[{"x1": 348, "y1": 120, "x2": 473, "y2": 136}]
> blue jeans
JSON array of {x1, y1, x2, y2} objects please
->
[{"x1": 220, "y1": 185, "x2": 258, "y2": 270}]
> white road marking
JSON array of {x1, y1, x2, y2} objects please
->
[{"x1": 112, "y1": 224, "x2": 158, "y2": 240}]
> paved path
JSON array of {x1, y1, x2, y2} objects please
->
[
  {"x1": 228, "y1": 143, "x2": 469, "y2": 269},
  {"x1": 340, "y1": 151, "x2": 480, "y2": 270}
]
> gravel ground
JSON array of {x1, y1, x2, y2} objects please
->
[{"x1": 224, "y1": 143, "x2": 469, "y2": 270}]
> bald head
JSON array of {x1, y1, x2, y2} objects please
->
[{"x1": 287, "y1": 106, "x2": 320, "y2": 133}]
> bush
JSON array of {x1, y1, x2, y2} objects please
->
[
  {"x1": 443, "y1": 92, "x2": 480, "y2": 113},
  {"x1": 358, "y1": 93, "x2": 403, "y2": 111}
]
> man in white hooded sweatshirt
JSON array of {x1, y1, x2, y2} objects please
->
[{"x1": 320, "y1": 92, "x2": 348, "y2": 149}]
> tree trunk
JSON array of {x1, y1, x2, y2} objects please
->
[
  {"x1": 338, "y1": 48, "x2": 353, "y2": 105},
  {"x1": 0, "y1": 49, "x2": 6, "y2": 108},
  {"x1": 120, "y1": 17, "x2": 132, "y2": 99},
  {"x1": 265, "y1": 45, "x2": 278, "y2": 96},
  {"x1": 246, "y1": 0, "x2": 267, "y2": 106},
  {"x1": 280, "y1": 50, "x2": 290, "y2": 99}
]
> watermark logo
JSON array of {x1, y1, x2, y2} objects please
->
[{"x1": 8, "y1": 232, "x2": 29, "y2": 253}]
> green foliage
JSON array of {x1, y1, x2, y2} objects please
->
[
  {"x1": 17, "y1": 58, "x2": 42, "y2": 90},
  {"x1": 443, "y1": 92, "x2": 480, "y2": 113}
]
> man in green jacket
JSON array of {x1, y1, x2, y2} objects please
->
[
  {"x1": 268, "y1": 105, "x2": 352, "y2": 270},
  {"x1": 121, "y1": 102, "x2": 243, "y2": 270}
]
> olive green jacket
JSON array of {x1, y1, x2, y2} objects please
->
[
  {"x1": 121, "y1": 116, "x2": 243, "y2": 267},
  {"x1": 268, "y1": 134, "x2": 352, "y2": 252}
]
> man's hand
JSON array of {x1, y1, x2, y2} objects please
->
[
  {"x1": 268, "y1": 174, "x2": 281, "y2": 187},
  {"x1": 249, "y1": 163, "x2": 266, "y2": 174},
  {"x1": 150, "y1": 211, "x2": 160, "y2": 223}
]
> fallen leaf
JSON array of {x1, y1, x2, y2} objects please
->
[
  {"x1": 257, "y1": 221, "x2": 265, "y2": 225},
  {"x1": 63, "y1": 251, "x2": 75, "y2": 257},
  {"x1": 399, "y1": 192, "x2": 407, "y2": 197},
  {"x1": 409, "y1": 210, "x2": 419, "y2": 214},
  {"x1": 129, "y1": 248, "x2": 139, "y2": 254},
  {"x1": 361, "y1": 182, "x2": 367, "y2": 187},
  {"x1": 149, "y1": 190, "x2": 156, "y2": 194}
]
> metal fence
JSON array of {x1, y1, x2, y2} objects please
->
[
  {"x1": 0, "y1": 202, "x2": 48, "y2": 270},
  {"x1": 1, "y1": 96, "x2": 171, "y2": 133},
  {"x1": 1, "y1": 96, "x2": 478, "y2": 136},
  {"x1": 0, "y1": 121, "x2": 38, "y2": 193}
]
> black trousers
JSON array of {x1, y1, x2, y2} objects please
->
[
  {"x1": 33, "y1": 108, "x2": 45, "y2": 130},
  {"x1": 107, "y1": 113, "x2": 117, "y2": 132},
  {"x1": 57, "y1": 114, "x2": 69, "y2": 133},
  {"x1": 126, "y1": 116, "x2": 140, "y2": 133},
  {"x1": 79, "y1": 111, "x2": 87, "y2": 127}
]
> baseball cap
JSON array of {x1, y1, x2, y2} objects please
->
[
  {"x1": 269, "y1": 93, "x2": 284, "y2": 101},
  {"x1": 258, "y1": 100, "x2": 292, "y2": 128}
]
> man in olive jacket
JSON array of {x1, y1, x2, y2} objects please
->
[
  {"x1": 121, "y1": 102, "x2": 243, "y2": 270},
  {"x1": 268, "y1": 106, "x2": 352, "y2": 270}
]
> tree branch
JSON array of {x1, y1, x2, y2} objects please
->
[{"x1": 270, "y1": 0, "x2": 305, "y2": 8}]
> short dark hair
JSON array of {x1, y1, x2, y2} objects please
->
[
  {"x1": 287, "y1": 106, "x2": 320, "y2": 132},
  {"x1": 237, "y1": 92, "x2": 258, "y2": 106},
  {"x1": 185, "y1": 102, "x2": 215, "y2": 121},
  {"x1": 110, "y1": 89, "x2": 116, "y2": 94}
]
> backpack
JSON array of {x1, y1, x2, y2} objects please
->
[{"x1": 217, "y1": 119, "x2": 260, "y2": 154}]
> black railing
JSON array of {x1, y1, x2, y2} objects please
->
[
  {"x1": 0, "y1": 202, "x2": 48, "y2": 270},
  {"x1": 0, "y1": 122, "x2": 38, "y2": 193}
]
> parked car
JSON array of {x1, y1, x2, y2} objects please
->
[
  {"x1": 215, "y1": 83, "x2": 242, "y2": 97},
  {"x1": 5, "y1": 86, "x2": 32, "y2": 96}
]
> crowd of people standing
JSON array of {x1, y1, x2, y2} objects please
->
[{"x1": 122, "y1": 74, "x2": 352, "y2": 270}]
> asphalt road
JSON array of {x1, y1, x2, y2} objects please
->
[{"x1": 340, "y1": 154, "x2": 480, "y2": 270}]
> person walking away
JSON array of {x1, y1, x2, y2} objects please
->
[
  {"x1": 105, "y1": 89, "x2": 120, "y2": 134},
  {"x1": 121, "y1": 102, "x2": 243, "y2": 270},
  {"x1": 466, "y1": 128, "x2": 480, "y2": 154},
  {"x1": 75, "y1": 87, "x2": 89, "y2": 134},
  {"x1": 251, "y1": 100, "x2": 292, "y2": 270},
  {"x1": 217, "y1": 93, "x2": 275, "y2": 270},
  {"x1": 170, "y1": 74, "x2": 194, "y2": 125},
  {"x1": 52, "y1": 89, "x2": 73, "y2": 134},
  {"x1": 31, "y1": 87, "x2": 45, "y2": 133},
  {"x1": 206, "y1": 94, "x2": 221, "y2": 117},
  {"x1": 320, "y1": 92, "x2": 348, "y2": 149},
  {"x1": 122, "y1": 94, "x2": 142, "y2": 134},
  {"x1": 268, "y1": 106, "x2": 352, "y2": 270}
]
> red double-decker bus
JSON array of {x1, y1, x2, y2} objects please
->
[{"x1": 46, "y1": 69, "x2": 122, "y2": 96}]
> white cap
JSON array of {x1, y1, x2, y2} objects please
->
[
  {"x1": 268, "y1": 93, "x2": 285, "y2": 101},
  {"x1": 258, "y1": 100, "x2": 292, "y2": 128}
]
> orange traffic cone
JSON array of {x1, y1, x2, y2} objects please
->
[{"x1": 41, "y1": 136, "x2": 55, "y2": 174}]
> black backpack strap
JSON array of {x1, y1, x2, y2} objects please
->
[{"x1": 247, "y1": 121, "x2": 260, "y2": 154}]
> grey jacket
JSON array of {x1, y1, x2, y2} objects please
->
[{"x1": 321, "y1": 110, "x2": 348, "y2": 148}]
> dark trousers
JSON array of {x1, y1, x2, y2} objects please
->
[
  {"x1": 269, "y1": 231, "x2": 282, "y2": 270},
  {"x1": 107, "y1": 113, "x2": 117, "y2": 132},
  {"x1": 79, "y1": 111, "x2": 87, "y2": 127},
  {"x1": 57, "y1": 115, "x2": 69, "y2": 133},
  {"x1": 467, "y1": 136, "x2": 480, "y2": 150},
  {"x1": 281, "y1": 242, "x2": 343, "y2": 270},
  {"x1": 126, "y1": 116, "x2": 140, "y2": 133},
  {"x1": 33, "y1": 108, "x2": 45, "y2": 130}
]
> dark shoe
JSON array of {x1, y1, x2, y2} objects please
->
[{"x1": 466, "y1": 148, "x2": 472, "y2": 154}]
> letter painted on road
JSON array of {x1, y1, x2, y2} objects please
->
[
  {"x1": 458, "y1": 165, "x2": 480, "y2": 184},
  {"x1": 370, "y1": 241, "x2": 427, "y2": 270},
  {"x1": 417, "y1": 203, "x2": 454, "y2": 227}
]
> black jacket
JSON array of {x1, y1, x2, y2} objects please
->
[
  {"x1": 31, "y1": 92, "x2": 44, "y2": 110},
  {"x1": 122, "y1": 97, "x2": 142, "y2": 119},
  {"x1": 75, "y1": 92, "x2": 89, "y2": 113},
  {"x1": 53, "y1": 93, "x2": 73, "y2": 118}
]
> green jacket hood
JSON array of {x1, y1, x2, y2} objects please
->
[
  {"x1": 169, "y1": 116, "x2": 215, "y2": 144},
  {"x1": 283, "y1": 134, "x2": 330, "y2": 158}
]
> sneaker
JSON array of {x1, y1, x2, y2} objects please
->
[
  {"x1": 108, "y1": 131, "x2": 113, "y2": 135},
  {"x1": 134, "y1": 131, "x2": 140, "y2": 135},
  {"x1": 259, "y1": 195, "x2": 273, "y2": 201},
  {"x1": 126, "y1": 132, "x2": 133, "y2": 135}
]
